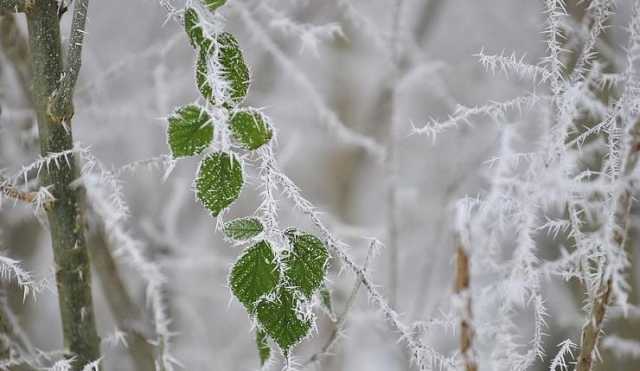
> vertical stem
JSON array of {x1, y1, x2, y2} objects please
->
[
  {"x1": 454, "y1": 237, "x2": 477, "y2": 371},
  {"x1": 575, "y1": 280, "x2": 612, "y2": 371},
  {"x1": 575, "y1": 120, "x2": 640, "y2": 371},
  {"x1": 88, "y1": 227, "x2": 156, "y2": 371},
  {"x1": 386, "y1": 0, "x2": 404, "y2": 309},
  {"x1": 385, "y1": 82, "x2": 399, "y2": 308},
  {"x1": 25, "y1": 1, "x2": 100, "y2": 369}
]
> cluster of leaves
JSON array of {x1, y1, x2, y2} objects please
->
[{"x1": 166, "y1": 0, "x2": 329, "y2": 363}]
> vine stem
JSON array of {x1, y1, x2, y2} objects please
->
[
  {"x1": 25, "y1": 1, "x2": 101, "y2": 369},
  {"x1": 272, "y1": 159, "x2": 454, "y2": 370},
  {"x1": 303, "y1": 240, "x2": 378, "y2": 367}
]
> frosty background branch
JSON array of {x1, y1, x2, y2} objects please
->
[{"x1": 0, "y1": 0, "x2": 639, "y2": 371}]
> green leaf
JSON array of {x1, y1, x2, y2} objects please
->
[
  {"x1": 229, "y1": 109, "x2": 273, "y2": 150},
  {"x1": 167, "y1": 104, "x2": 213, "y2": 158},
  {"x1": 195, "y1": 152, "x2": 243, "y2": 216},
  {"x1": 229, "y1": 241, "x2": 279, "y2": 311},
  {"x1": 224, "y1": 217, "x2": 264, "y2": 241},
  {"x1": 202, "y1": 0, "x2": 226, "y2": 12},
  {"x1": 184, "y1": 7, "x2": 212, "y2": 51},
  {"x1": 283, "y1": 229, "x2": 329, "y2": 298},
  {"x1": 256, "y1": 288, "x2": 311, "y2": 355},
  {"x1": 196, "y1": 51, "x2": 214, "y2": 103},
  {"x1": 256, "y1": 329, "x2": 271, "y2": 366},
  {"x1": 217, "y1": 32, "x2": 250, "y2": 106}
]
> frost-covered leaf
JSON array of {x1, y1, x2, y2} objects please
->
[
  {"x1": 256, "y1": 288, "x2": 311, "y2": 355},
  {"x1": 229, "y1": 109, "x2": 273, "y2": 150},
  {"x1": 196, "y1": 52, "x2": 214, "y2": 103},
  {"x1": 184, "y1": 7, "x2": 212, "y2": 51},
  {"x1": 167, "y1": 104, "x2": 213, "y2": 158},
  {"x1": 217, "y1": 32, "x2": 250, "y2": 107},
  {"x1": 283, "y1": 229, "x2": 329, "y2": 298},
  {"x1": 224, "y1": 217, "x2": 264, "y2": 241},
  {"x1": 229, "y1": 241, "x2": 279, "y2": 311},
  {"x1": 256, "y1": 329, "x2": 271, "y2": 366},
  {"x1": 203, "y1": 0, "x2": 226, "y2": 12},
  {"x1": 195, "y1": 152, "x2": 243, "y2": 216}
]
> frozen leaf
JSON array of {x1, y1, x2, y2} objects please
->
[
  {"x1": 256, "y1": 329, "x2": 271, "y2": 366},
  {"x1": 229, "y1": 241, "x2": 279, "y2": 311},
  {"x1": 203, "y1": 0, "x2": 226, "y2": 12},
  {"x1": 229, "y1": 109, "x2": 273, "y2": 150},
  {"x1": 196, "y1": 52, "x2": 214, "y2": 103},
  {"x1": 224, "y1": 217, "x2": 264, "y2": 241},
  {"x1": 167, "y1": 104, "x2": 213, "y2": 158},
  {"x1": 256, "y1": 288, "x2": 311, "y2": 355},
  {"x1": 283, "y1": 229, "x2": 329, "y2": 298},
  {"x1": 195, "y1": 152, "x2": 243, "y2": 216},
  {"x1": 184, "y1": 7, "x2": 212, "y2": 52},
  {"x1": 217, "y1": 32, "x2": 250, "y2": 107}
]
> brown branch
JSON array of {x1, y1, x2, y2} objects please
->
[
  {"x1": 0, "y1": 178, "x2": 37, "y2": 204},
  {"x1": 454, "y1": 237, "x2": 477, "y2": 371},
  {"x1": 574, "y1": 120, "x2": 640, "y2": 371}
]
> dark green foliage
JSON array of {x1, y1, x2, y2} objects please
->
[
  {"x1": 216, "y1": 32, "x2": 250, "y2": 106},
  {"x1": 224, "y1": 217, "x2": 264, "y2": 241},
  {"x1": 184, "y1": 7, "x2": 212, "y2": 51},
  {"x1": 256, "y1": 288, "x2": 311, "y2": 354},
  {"x1": 203, "y1": 0, "x2": 226, "y2": 12},
  {"x1": 283, "y1": 229, "x2": 329, "y2": 298},
  {"x1": 196, "y1": 52, "x2": 214, "y2": 103},
  {"x1": 195, "y1": 152, "x2": 243, "y2": 216},
  {"x1": 256, "y1": 329, "x2": 271, "y2": 366},
  {"x1": 229, "y1": 109, "x2": 273, "y2": 150},
  {"x1": 229, "y1": 241, "x2": 280, "y2": 311},
  {"x1": 167, "y1": 104, "x2": 213, "y2": 158}
]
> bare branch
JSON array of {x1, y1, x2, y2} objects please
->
[
  {"x1": 454, "y1": 237, "x2": 477, "y2": 371},
  {"x1": 87, "y1": 223, "x2": 156, "y2": 371},
  {"x1": 0, "y1": 176, "x2": 37, "y2": 204}
]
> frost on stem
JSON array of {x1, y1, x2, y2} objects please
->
[
  {"x1": 79, "y1": 149, "x2": 178, "y2": 371},
  {"x1": 453, "y1": 236, "x2": 477, "y2": 371},
  {"x1": 548, "y1": 339, "x2": 576, "y2": 371}
]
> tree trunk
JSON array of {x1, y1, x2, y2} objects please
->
[{"x1": 25, "y1": 1, "x2": 100, "y2": 369}]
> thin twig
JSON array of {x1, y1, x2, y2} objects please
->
[
  {"x1": 87, "y1": 220, "x2": 156, "y2": 371},
  {"x1": 0, "y1": 177, "x2": 37, "y2": 204},
  {"x1": 231, "y1": 1, "x2": 386, "y2": 160},
  {"x1": 303, "y1": 240, "x2": 378, "y2": 367}
]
